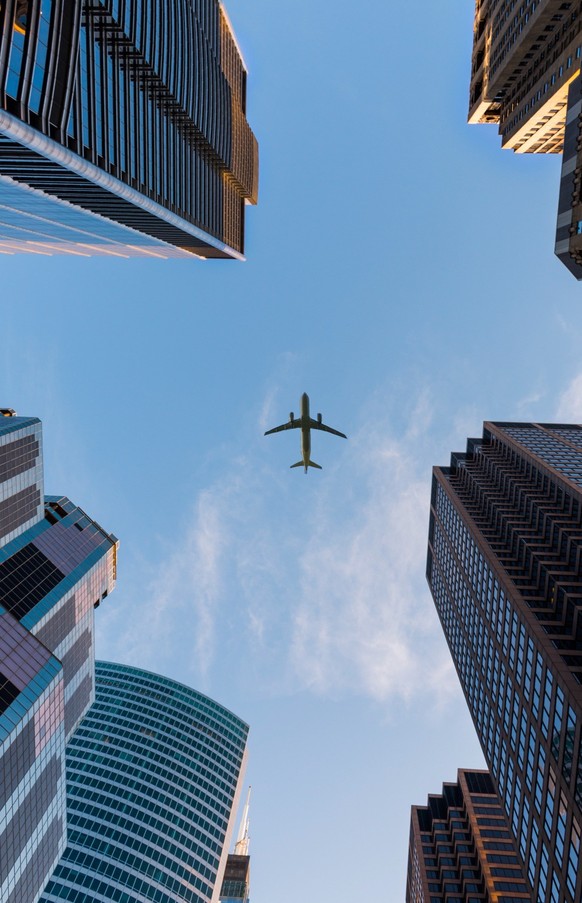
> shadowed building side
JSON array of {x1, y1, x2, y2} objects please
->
[
  {"x1": 555, "y1": 74, "x2": 582, "y2": 277},
  {"x1": 427, "y1": 422, "x2": 582, "y2": 901},
  {"x1": 0, "y1": 0, "x2": 258, "y2": 259},
  {"x1": 220, "y1": 786, "x2": 251, "y2": 903}
]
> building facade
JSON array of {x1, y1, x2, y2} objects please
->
[
  {"x1": 407, "y1": 769, "x2": 530, "y2": 903},
  {"x1": 427, "y1": 422, "x2": 582, "y2": 902},
  {"x1": 219, "y1": 786, "x2": 250, "y2": 903},
  {"x1": 219, "y1": 855, "x2": 250, "y2": 903},
  {"x1": 40, "y1": 660, "x2": 249, "y2": 903},
  {"x1": 555, "y1": 72, "x2": 582, "y2": 277},
  {"x1": 0, "y1": 0, "x2": 258, "y2": 259},
  {"x1": 467, "y1": 0, "x2": 582, "y2": 276},
  {"x1": 468, "y1": 0, "x2": 582, "y2": 153},
  {"x1": 0, "y1": 412, "x2": 118, "y2": 903}
]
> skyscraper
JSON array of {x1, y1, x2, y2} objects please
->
[
  {"x1": 220, "y1": 787, "x2": 251, "y2": 903},
  {"x1": 467, "y1": 1, "x2": 582, "y2": 275},
  {"x1": 406, "y1": 769, "x2": 530, "y2": 903},
  {"x1": 555, "y1": 72, "x2": 582, "y2": 277},
  {"x1": 0, "y1": 0, "x2": 258, "y2": 260},
  {"x1": 426, "y1": 422, "x2": 582, "y2": 902},
  {"x1": 40, "y1": 661, "x2": 249, "y2": 903},
  {"x1": 0, "y1": 412, "x2": 117, "y2": 903}
]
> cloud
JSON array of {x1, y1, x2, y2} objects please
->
[
  {"x1": 556, "y1": 372, "x2": 582, "y2": 422},
  {"x1": 98, "y1": 480, "x2": 236, "y2": 690},
  {"x1": 99, "y1": 386, "x2": 461, "y2": 707},
  {"x1": 289, "y1": 417, "x2": 456, "y2": 704}
]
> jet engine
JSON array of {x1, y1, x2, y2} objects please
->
[
  {"x1": 317, "y1": 413, "x2": 322, "y2": 423},
  {"x1": 290, "y1": 412, "x2": 294, "y2": 422}
]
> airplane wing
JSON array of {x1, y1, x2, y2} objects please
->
[
  {"x1": 264, "y1": 421, "x2": 301, "y2": 436},
  {"x1": 310, "y1": 419, "x2": 347, "y2": 439}
]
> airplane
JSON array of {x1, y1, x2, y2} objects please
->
[{"x1": 264, "y1": 393, "x2": 347, "y2": 473}]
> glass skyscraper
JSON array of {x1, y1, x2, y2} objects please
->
[
  {"x1": 219, "y1": 786, "x2": 250, "y2": 903},
  {"x1": 0, "y1": 0, "x2": 258, "y2": 259},
  {"x1": 427, "y1": 422, "x2": 582, "y2": 903},
  {"x1": 0, "y1": 412, "x2": 118, "y2": 903},
  {"x1": 406, "y1": 769, "x2": 530, "y2": 903},
  {"x1": 40, "y1": 661, "x2": 249, "y2": 903}
]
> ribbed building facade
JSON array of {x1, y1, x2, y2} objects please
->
[
  {"x1": 427, "y1": 422, "x2": 582, "y2": 902},
  {"x1": 40, "y1": 661, "x2": 249, "y2": 903},
  {"x1": 0, "y1": 412, "x2": 118, "y2": 903},
  {"x1": 0, "y1": 0, "x2": 258, "y2": 259},
  {"x1": 406, "y1": 769, "x2": 530, "y2": 903}
]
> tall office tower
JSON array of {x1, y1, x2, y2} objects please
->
[
  {"x1": 555, "y1": 72, "x2": 582, "y2": 277},
  {"x1": 426, "y1": 422, "x2": 582, "y2": 903},
  {"x1": 468, "y1": 1, "x2": 582, "y2": 275},
  {"x1": 468, "y1": 0, "x2": 582, "y2": 152},
  {"x1": 406, "y1": 769, "x2": 531, "y2": 903},
  {"x1": 0, "y1": 412, "x2": 117, "y2": 903},
  {"x1": 40, "y1": 661, "x2": 249, "y2": 903},
  {"x1": 0, "y1": 0, "x2": 258, "y2": 260},
  {"x1": 220, "y1": 787, "x2": 251, "y2": 903}
]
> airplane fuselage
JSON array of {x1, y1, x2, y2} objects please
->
[{"x1": 300, "y1": 393, "x2": 311, "y2": 472}]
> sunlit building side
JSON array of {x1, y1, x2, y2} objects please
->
[
  {"x1": 406, "y1": 769, "x2": 530, "y2": 902},
  {"x1": 467, "y1": 0, "x2": 582, "y2": 277}
]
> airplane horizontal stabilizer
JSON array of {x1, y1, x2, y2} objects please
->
[
  {"x1": 290, "y1": 461, "x2": 304, "y2": 469},
  {"x1": 308, "y1": 460, "x2": 322, "y2": 469}
]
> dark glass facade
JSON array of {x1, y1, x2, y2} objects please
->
[
  {"x1": 427, "y1": 422, "x2": 582, "y2": 903},
  {"x1": 555, "y1": 73, "x2": 582, "y2": 278},
  {"x1": 40, "y1": 661, "x2": 249, "y2": 903},
  {"x1": 0, "y1": 413, "x2": 118, "y2": 903},
  {"x1": 407, "y1": 769, "x2": 530, "y2": 903},
  {"x1": 0, "y1": 0, "x2": 258, "y2": 259},
  {"x1": 219, "y1": 854, "x2": 250, "y2": 903}
]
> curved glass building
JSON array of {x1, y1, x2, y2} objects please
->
[
  {"x1": 0, "y1": 0, "x2": 258, "y2": 259},
  {"x1": 40, "y1": 661, "x2": 249, "y2": 903}
]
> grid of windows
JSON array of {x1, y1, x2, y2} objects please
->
[
  {"x1": 40, "y1": 662, "x2": 249, "y2": 903},
  {"x1": 406, "y1": 770, "x2": 530, "y2": 903},
  {"x1": 0, "y1": 618, "x2": 66, "y2": 903},
  {"x1": 0, "y1": 413, "x2": 118, "y2": 903},
  {"x1": 427, "y1": 422, "x2": 582, "y2": 903},
  {"x1": 0, "y1": 0, "x2": 258, "y2": 258},
  {"x1": 469, "y1": 0, "x2": 582, "y2": 152}
]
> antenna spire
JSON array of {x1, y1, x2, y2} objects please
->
[{"x1": 234, "y1": 786, "x2": 251, "y2": 856}]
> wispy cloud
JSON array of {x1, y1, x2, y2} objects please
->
[
  {"x1": 98, "y1": 479, "x2": 237, "y2": 690},
  {"x1": 99, "y1": 386, "x2": 461, "y2": 707},
  {"x1": 289, "y1": 412, "x2": 456, "y2": 704},
  {"x1": 556, "y1": 372, "x2": 582, "y2": 421}
]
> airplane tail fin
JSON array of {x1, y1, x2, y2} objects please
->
[{"x1": 290, "y1": 460, "x2": 322, "y2": 471}]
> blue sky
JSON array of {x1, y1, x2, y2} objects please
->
[{"x1": 4, "y1": 0, "x2": 582, "y2": 899}]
